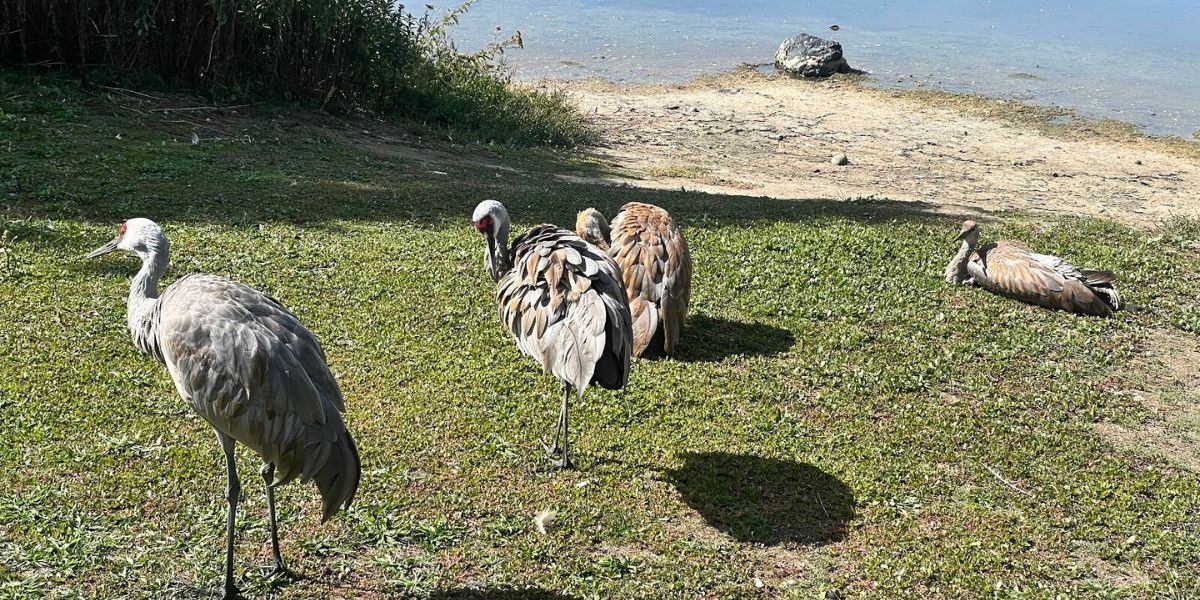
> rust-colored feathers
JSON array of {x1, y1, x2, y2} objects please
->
[
  {"x1": 947, "y1": 220, "x2": 1121, "y2": 317},
  {"x1": 577, "y1": 202, "x2": 692, "y2": 356},
  {"x1": 575, "y1": 208, "x2": 611, "y2": 252}
]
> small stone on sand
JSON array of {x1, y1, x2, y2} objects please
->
[{"x1": 832, "y1": 154, "x2": 849, "y2": 166}]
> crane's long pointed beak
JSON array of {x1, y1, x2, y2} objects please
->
[{"x1": 86, "y1": 238, "x2": 120, "y2": 259}]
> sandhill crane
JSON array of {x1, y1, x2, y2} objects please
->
[
  {"x1": 86, "y1": 218, "x2": 360, "y2": 599},
  {"x1": 576, "y1": 203, "x2": 692, "y2": 356},
  {"x1": 944, "y1": 220, "x2": 1121, "y2": 316},
  {"x1": 472, "y1": 200, "x2": 632, "y2": 469}
]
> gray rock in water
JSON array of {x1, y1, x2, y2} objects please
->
[{"x1": 774, "y1": 34, "x2": 855, "y2": 78}]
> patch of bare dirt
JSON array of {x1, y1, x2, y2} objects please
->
[
  {"x1": 1098, "y1": 330, "x2": 1200, "y2": 472},
  {"x1": 536, "y1": 72, "x2": 1200, "y2": 229}
]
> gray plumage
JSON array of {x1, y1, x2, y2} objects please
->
[
  {"x1": 473, "y1": 201, "x2": 632, "y2": 469},
  {"x1": 157, "y1": 274, "x2": 360, "y2": 513},
  {"x1": 87, "y1": 218, "x2": 359, "y2": 599},
  {"x1": 945, "y1": 220, "x2": 1121, "y2": 317}
]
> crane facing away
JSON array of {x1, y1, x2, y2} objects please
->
[
  {"x1": 576, "y1": 202, "x2": 692, "y2": 356},
  {"x1": 945, "y1": 220, "x2": 1121, "y2": 316},
  {"x1": 472, "y1": 200, "x2": 632, "y2": 469},
  {"x1": 87, "y1": 218, "x2": 360, "y2": 599}
]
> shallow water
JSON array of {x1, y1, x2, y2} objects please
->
[{"x1": 452, "y1": 0, "x2": 1200, "y2": 139}]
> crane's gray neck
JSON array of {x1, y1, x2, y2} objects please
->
[
  {"x1": 944, "y1": 239, "x2": 973, "y2": 285},
  {"x1": 128, "y1": 238, "x2": 168, "y2": 359},
  {"x1": 485, "y1": 224, "x2": 511, "y2": 282}
]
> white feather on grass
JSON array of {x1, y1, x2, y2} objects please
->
[{"x1": 534, "y1": 509, "x2": 556, "y2": 535}]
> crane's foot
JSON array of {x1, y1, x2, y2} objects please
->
[
  {"x1": 553, "y1": 451, "x2": 575, "y2": 470},
  {"x1": 539, "y1": 436, "x2": 561, "y2": 459},
  {"x1": 259, "y1": 563, "x2": 294, "y2": 580},
  {"x1": 222, "y1": 581, "x2": 241, "y2": 600},
  {"x1": 540, "y1": 419, "x2": 563, "y2": 459},
  {"x1": 540, "y1": 435, "x2": 573, "y2": 469}
]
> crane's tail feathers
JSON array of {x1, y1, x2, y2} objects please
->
[
  {"x1": 1080, "y1": 269, "x2": 1117, "y2": 284},
  {"x1": 629, "y1": 297, "x2": 657, "y2": 357},
  {"x1": 562, "y1": 321, "x2": 590, "y2": 399},
  {"x1": 315, "y1": 431, "x2": 361, "y2": 523},
  {"x1": 1091, "y1": 285, "x2": 1122, "y2": 312},
  {"x1": 659, "y1": 297, "x2": 682, "y2": 357},
  {"x1": 592, "y1": 304, "x2": 629, "y2": 390}
]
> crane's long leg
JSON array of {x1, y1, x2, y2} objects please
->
[
  {"x1": 556, "y1": 383, "x2": 574, "y2": 470},
  {"x1": 260, "y1": 463, "x2": 287, "y2": 576},
  {"x1": 542, "y1": 381, "x2": 564, "y2": 456},
  {"x1": 540, "y1": 381, "x2": 569, "y2": 460},
  {"x1": 539, "y1": 422, "x2": 562, "y2": 458},
  {"x1": 217, "y1": 431, "x2": 241, "y2": 600}
]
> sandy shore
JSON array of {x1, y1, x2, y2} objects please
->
[{"x1": 533, "y1": 72, "x2": 1200, "y2": 229}]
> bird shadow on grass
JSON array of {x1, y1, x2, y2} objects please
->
[
  {"x1": 429, "y1": 588, "x2": 579, "y2": 600},
  {"x1": 667, "y1": 452, "x2": 854, "y2": 545},
  {"x1": 672, "y1": 314, "x2": 795, "y2": 362}
]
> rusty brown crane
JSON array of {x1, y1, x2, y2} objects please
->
[
  {"x1": 576, "y1": 202, "x2": 692, "y2": 356},
  {"x1": 473, "y1": 200, "x2": 632, "y2": 469},
  {"x1": 944, "y1": 220, "x2": 1121, "y2": 316},
  {"x1": 87, "y1": 218, "x2": 360, "y2": 599}
]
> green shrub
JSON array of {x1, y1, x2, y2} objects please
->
[{"x1": 0, "y1": 0, "x2": 589, "y2": 146}]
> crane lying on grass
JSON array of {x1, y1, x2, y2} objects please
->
[
  {"x1": 86, "y1": 219, "x2": 360, "y2": 600},
  {"x1": 576, "y1": 202, "x2": 692, "y2": 357},
  {"x1": 944, "y1": 219, "x2": 1121, "y2": 316},
  {"x1": 473, "y1": 200, "x2": 632, "y2": 469}
]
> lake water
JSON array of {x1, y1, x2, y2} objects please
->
[{"x1": 451, "y1": 0, "x2": 1200, "y2": 139}]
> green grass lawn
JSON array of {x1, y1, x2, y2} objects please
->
[{"x1": 2, "y1": 75, "x2": 1200, "y2": 599}]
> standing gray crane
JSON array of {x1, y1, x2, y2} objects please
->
[
  {"x1": 945, "y1": 220, "x2": 1121, "y2": 316},
  {"x1": 86, "y1": 218, "x2": 360, "y2": 599},
  {"x1": 576, "y1": 203, "x2": 692, "y2": 357},
  {"x1": 472, "y1": 200, "x2": 632, "y2": 469}
]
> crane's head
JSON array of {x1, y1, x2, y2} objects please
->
[
  {"x1": 575, "y1": 207, "x2": 611, "y2": 251},
  {"x1": 954, "y1": 220, "x2": 980, "y2": 244},
  {"x1": 87, "y1": 218, "x2": 168, "y2": 261},
  {"x1": 472, "y1": 200, "x2": 509, "y2": 236},
  {"x1": 472, "y1": 200, "x2": 511, "y2": 282}
]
